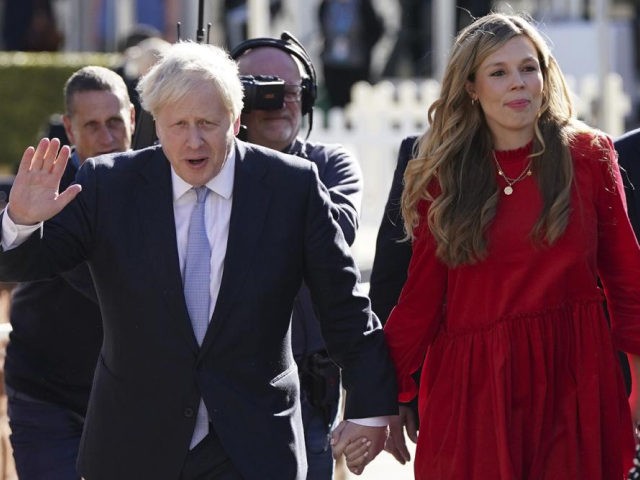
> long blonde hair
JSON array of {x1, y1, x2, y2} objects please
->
[{"x1": 402, "y1": 13, "x2": 593, "y2": 267}]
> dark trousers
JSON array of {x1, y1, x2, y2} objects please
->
[
  {"x1": 180, "y1": 427, "x2": 244, "y2": 480},
  {"x1": 301, "y1": 387, "x2": 340, "y2": 480},
  {"x1": 6, "y1": 385, "x2": 83, "y2": 480}
]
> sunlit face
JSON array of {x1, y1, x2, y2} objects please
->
[
  {"x1": 237, "y1": 47, "x2": 304, "y2": 152},
  {"x1": 63, "y1": 90, "x2": 135, "y2": 163},
  {"x1": 466, "y1": 35, "x2": 544, "y2": 150},
  {"x1": 154, "y1": 80, "x2": 240, "y2": 187}
]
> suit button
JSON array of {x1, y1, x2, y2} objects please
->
[{"x1": 183, "y1": 407, "x2": 194, "y2": 418}]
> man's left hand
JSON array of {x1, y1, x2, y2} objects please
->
[{"x1": 331, "y1": 420, "x2": 388, "y2": 475}]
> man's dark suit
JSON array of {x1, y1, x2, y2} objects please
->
[
  {"x1": 612, "y1": 129, "x2": 640, "y2": 396},
  {"x1": 615, "y1": 128, "x2": 640, "y2": 239},
  {"x1": 0, "y1": 141, "x2": 397, "y2": 480},
  {"x1": 369, "y1": 135, "x2": 418, "y2": 324}
]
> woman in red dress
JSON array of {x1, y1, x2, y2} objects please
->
[{"x1": 376, "y1": 13, "x2": 640, "y2": 479}]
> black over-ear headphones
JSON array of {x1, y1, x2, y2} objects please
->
[{"x1": 230, "y1": 31, "x2": 317, "y2": 116}]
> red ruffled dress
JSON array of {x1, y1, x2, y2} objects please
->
[{"x1": 384, "y1": 134, "x2": 640, "y2": 479}]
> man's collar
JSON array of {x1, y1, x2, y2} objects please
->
[{"x1": 286, "y1": 137, "x2": 306, "y2": 158}]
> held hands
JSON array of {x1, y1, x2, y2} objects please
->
[
  {"x1": 8, "y1": 138, "x2": 80, "y2": 225},
  {"x1": 331, "y1": 421, "x2": 387, "y2": 475}
]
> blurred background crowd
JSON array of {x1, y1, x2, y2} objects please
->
[
  {"x1": 0, "y1": 0, "x2": 493, "y2": 108},
  {"x1": 2, "y1": 0, "x2": 639, "y2": 113}
]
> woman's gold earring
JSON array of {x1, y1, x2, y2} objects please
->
[{"x1": 471, "y1": 97, "x2": 477, "y2": 106}]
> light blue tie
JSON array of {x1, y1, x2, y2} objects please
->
[{"x1": 184, "y1": 186, "x2": 211, "y2": 448}]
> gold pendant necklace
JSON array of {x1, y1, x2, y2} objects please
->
[{"x1": 493, "y1": 152, "x2": 532, "y2": 196}]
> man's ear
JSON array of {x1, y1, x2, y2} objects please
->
[
  {"x1": 62, "y1": 114, "x2": 75, "y2": 145},
  {"x1": 154, "y1": 119, "x2": 161, "y2": 142},
  {"x1": 233, "y1": 116, "x2": 241, "y2": 136},
  {"x1": 128, "y1": 103, "x2": 136, "y2": 135}
]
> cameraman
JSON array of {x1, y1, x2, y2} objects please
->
[{"x1": 233, "y1": 36, "x2": 363, "y2": 479}]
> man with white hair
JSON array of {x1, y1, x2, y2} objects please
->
[{"x1": 0, "y1": 42, "x2": 396, "y2": 479}]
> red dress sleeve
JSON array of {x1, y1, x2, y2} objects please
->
[
  {"x1": 383, "y1": 200, "x2": 447, "y2": 402},
  {"x1": 589, "y1": 135, "x2": 640, "y2": 354}
]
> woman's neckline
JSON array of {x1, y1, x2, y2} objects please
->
[{"x1": 494, "y1": 140, "x2": 533, "y2": 162}]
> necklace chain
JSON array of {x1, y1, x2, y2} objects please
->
[{"x1": 493, "y1": 152, "x2": 532, "y2": 196}]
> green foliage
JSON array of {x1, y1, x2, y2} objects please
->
[{"x1": 0, "y1": 52, "x2": 121, "y2": 173}]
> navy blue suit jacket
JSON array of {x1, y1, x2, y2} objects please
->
[
  {"x1": 0, "y1": 141, "x2": 396, "y2": 480},
  {"x1": 615, "y1": 128, "x2": 640, "y2": 239},
  {"x1": 369, "y1": 135, "x2": 418, "y2": 324}
]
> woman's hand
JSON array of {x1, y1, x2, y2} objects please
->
[{"x1": 384, "y1": 404, "x2": 419, "y2": 464}]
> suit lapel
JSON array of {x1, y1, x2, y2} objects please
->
[
  {"x1": 200, "y1": 142, "x2": 272, "y2": 353},
  {"x1": 136, "y1": 147, "x2": 199, "y2": 353}
]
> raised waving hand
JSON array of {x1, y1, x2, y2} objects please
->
[{"x1": 8, "y1": 138, "x2": 81, "y2": 225}]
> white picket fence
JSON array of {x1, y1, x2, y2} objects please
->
[{"x1": 311, "y1": 74, "x2": 632, "y2": 273}]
